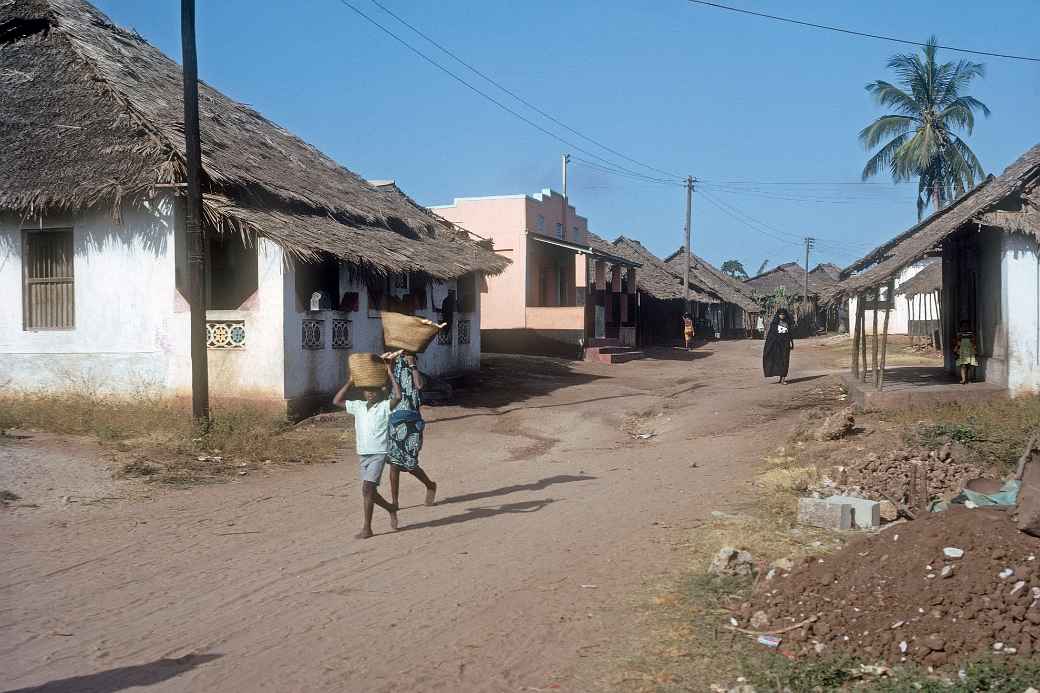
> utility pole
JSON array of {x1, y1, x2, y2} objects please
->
[
  {"x1": 683, "y1": 176, "x2": 694, "y2": 312},
  {"x1": 181, "y1": 0, "x2": 209, "y2": 424},
  {"x1": 804, "y1": 236, "x2": 815, "y2": 333},
  {"x1": 561, "y1": 153, "x2": 570, "y2": 240}
]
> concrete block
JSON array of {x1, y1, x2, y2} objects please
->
[
  {"x1": 826, "y1": 495, "x2": 881, "y2": 529},
  {"x1": 798, "y1": 498, "x2": 853, "y2": 530}
]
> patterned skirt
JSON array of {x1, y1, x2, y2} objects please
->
[{"x1": 388, "y1": 410, "x2": 424, "y2": 470}]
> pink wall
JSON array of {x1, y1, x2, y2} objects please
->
[
  {"x1": 524, "y1": 189, "x2": 588, "y2": 245},
  {"x1": 431, "y1": 189, "x2": 589, "y2": 331},
  {"x1": 432, "y1": 195, "x2": 527, "y2": 330}
]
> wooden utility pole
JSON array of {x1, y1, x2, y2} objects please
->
[
  {"x1": 683, "y1": 176, "x2": 694, "y2": 312},
  {"x1": 803, "y1": 237, "x2": 814, "y2": 332},
  {"x1": 181, "y1": 0, "x2": 209, "y2": 423}
]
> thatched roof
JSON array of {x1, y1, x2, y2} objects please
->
[
  {"x1": 663, "y1": 249, "x2": 760, "y2": 313},
  {"x1": 745, "y1": 262, "x2": 830, "y2": 298},
  {"x1": 896, "y1": 260, "x2": 941, "y2": 298},
  {"x1": 830, "y1": 143, "x2": 1040, "y2": 300},
  {"x1": 811, "y1": 263, "x2": 842, "y2": 283},
  {"x1": 0, "y1": 0, "x2": 506, "y2": 278},
  {"x1": 604, "y1": 236, "x2": 717, "y2": 303}
]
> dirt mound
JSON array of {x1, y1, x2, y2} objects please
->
[
  {"x1": 735, "y1": 507, "x2": 1040, "y2": 668},
  {"x1": 832, "y1": 450, "x2": 984, "y2": 506}
]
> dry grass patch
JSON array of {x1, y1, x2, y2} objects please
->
[
  {"x1": 892, "y1": 395, "x2": 1040, "y2": 470},
  {"x1": 0, "y1": 392, "x2": 346, "y2": 485}
]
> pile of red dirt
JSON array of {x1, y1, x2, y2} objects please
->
[
  {"x1": 834, "y1": 450, "x2": 984, "y2": 506},
  {"x1": 734, "y1": 507, "x2": 1040, "y2": 668}
]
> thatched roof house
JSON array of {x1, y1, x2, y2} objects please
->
[
  {"x1": 831, "y1": 142, "x2": 1040, "y2": 396},
  {"x1": 811, "y1": 263, "x2": 842, "y2": 284},
  {"x1": 663, "y1": 250, "x2": 760, "y2": 313},
  {"x1": 583, "y1": 234, "x2": 715, "y2": 303},
  {"x1": 897, "y1": 260, "x2": 941, "y2": 299},
  {"x1": 1, "y1": 0, "x2": 506, "y2": 413},
  {"x1": 745, "y1": 262, "x2": 830, "y2": 298},
  {"x1": 830, "y1": 143, "x2": 1040, "y2": 300},
  {"x1": 0, "y1": 0, "x2": 506, "y2": 279}
]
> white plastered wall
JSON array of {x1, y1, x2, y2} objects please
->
[
  {"x1": 0, "y1": 200, "x2": 286, "y2": 400},
  {"x1": 1004, "y1": 234, "x2": 1040, "y2": 396}
]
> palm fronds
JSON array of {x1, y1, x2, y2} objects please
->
[{"x1": 859, "y1": 36, "x2": 991, "y2": 218}]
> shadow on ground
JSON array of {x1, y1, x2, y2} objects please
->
[
  {"x1": 447, "y1": 354, "x2": 608, "y2": 410},
  {"x1": 639, "y1": 346, "x2": 713, "y2": 362},
  {"x1": 439, "y1": 474, "x2": 595, "y2": 505},
  {"x1": 402, "y1": 499, "x2": 557, "y2": 531},
  {"x1": 4, "y1": 654, "x2": 222, "y2": 693}
]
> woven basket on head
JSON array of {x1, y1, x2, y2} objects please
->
[
  {"x1": 381, "y1": 312, "x2": 446, "y2": 354},
  {"x1": 348, "y1": 353, "x2": 387, "y2": 389}
]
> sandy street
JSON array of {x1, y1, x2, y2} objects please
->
[{"x1": 1, "y1": 340, "x2": 838, "y2": 693}]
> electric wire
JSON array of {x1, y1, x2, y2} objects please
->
[
  {"x1": 368, "y1": 0, "x2": 686, "y2": 180},
  {"x1": 335, "y1": 0, "x2": 683, "y2": 183},
  {"x1": 686, "y1": 0, "x2": 1040, "y2": 63}
]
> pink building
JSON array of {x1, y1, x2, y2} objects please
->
[{"x1": 432, "y1": 189, "x2": 640, "y2": 359}]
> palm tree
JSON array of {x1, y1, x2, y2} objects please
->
[{"x1": 859, "y1": 37, "x2": 991, "y2": 219}]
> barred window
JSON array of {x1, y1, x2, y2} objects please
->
[{"x1": 23, "y1": 229, "x2": 74, "y2": 330}]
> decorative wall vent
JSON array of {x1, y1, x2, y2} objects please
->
[
  {"x1": 457, "y1": 319, "x2": 471, "y2": 345},
  {"x1": 207, "y1": 320, "x2": 246, "y2": 349},
  {"x1": 437, "y1": 324, "x2": 452, "y2": 345},
  {"x1": 302, "y1": 319, "x2": 324, "y2": 350},
  {"x1": 331, "y1": 319, "x2": 351, "y2": 349}
]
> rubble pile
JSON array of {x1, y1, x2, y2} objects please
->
[
  {"x1": 734, "y1": 507, "x2": 1040, "y2": 667},
  {"x1": 833, "y1": 447, "x2": 984, "y2": 506}
]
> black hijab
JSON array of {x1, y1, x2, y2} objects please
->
[{"x1": 763, "y1": 309, "x2": 794, "y2": 377}]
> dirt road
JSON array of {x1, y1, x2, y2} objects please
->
[{"x1": 1, "y1": 340, "x2": 838, "y2": 692}]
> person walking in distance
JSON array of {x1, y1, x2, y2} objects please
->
[
  {"x1": 682, "y1": 312, "x2": 695, "y2": 350},
  {"x1": 387, "y1": 352, "x2": 437, "y2": 507},
  {"x1": 762, "y1": 307, "x2": 795, "y2": 384}
]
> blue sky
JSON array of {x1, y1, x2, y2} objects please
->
[{"x1": 94, "y1": 0, "x2": 1039, "y2": 274}]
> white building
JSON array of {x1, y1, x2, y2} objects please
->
[
  {"x1": 0, "y1": 0, "x2": 505, "y2": 416},
  {"x1": 848, "y1": 259, "x2": 938, "y2": 336},
  {"x1": 836, "y1": 143, "x2": 1040, "y2": 397}
]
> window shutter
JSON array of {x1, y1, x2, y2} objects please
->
[{"x1": 24, "y1": 230, "x2": 75, "y2": 330}]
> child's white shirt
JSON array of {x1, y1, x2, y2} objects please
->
[{"x1": 343, "y1": 399, "x2": 391, "y2": 455}]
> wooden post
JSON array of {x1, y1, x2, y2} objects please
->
[
  {"x1": 181, "y1": 0, "x2": 209, "y2": 424},
  {"x1": 935, "y1": 289, "x2": 945, "y2": 354},
  {"x1": 879, "y1": 306, "x2": 891, "y2": 390},
  {"x1": 860, "y1": 295, "x2": 869, "y2": 383},
  {"x1": 906, "y1": 297, "x2": 914, "y2": 345},
  {"x1": 851, "y1": 294, "x2": 862, "y2": 378},
  {"x1": 871, "y1": 291, "x2": 880, "y2": 385}
]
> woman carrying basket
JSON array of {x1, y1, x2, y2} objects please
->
[{"x1": 387, "y1": 353, "x2": 438, "y2": 507}]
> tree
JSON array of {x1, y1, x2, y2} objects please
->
[
  {"x1": 859, "y1": 37, "x2": 990, "y2": 219},
  {"x1": 721, "y1": 259, "x2": 749, "y2": 280}
]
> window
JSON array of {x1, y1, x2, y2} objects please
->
[
  {"x1": 207, "y1": 233, "x2": 258, "y2": 309},
  {"x1": 23, "y1": 229, "x2": 74, "y2": 330},
  {"x1": 555, "y1": 223, "x2": 564, "y2": 239},
  {"x1": 572, "y1": 226, "x2": 579, "y2": 242},
  {"x1": 537, "y1": 215, "x2": 545, "y2": 232},
  {"x1": 295, "y1": 256, "x2": 339, "y2": 312}
]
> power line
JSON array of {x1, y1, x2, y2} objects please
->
[
  {"x1": 686, "y1": 0, "x2": 1040, "y2": 63},
  {"x1": 368, "y1": 0, "x2": 685, "y2": 180},
  {"x1": 571, "y1": 156, "x2": 684, "y2": 186},
  {"x1": 335, "y1": 0, "x2": 677, "y2": 182},
  {"x1": 700, "y1": 189, "x2": 872, "y2": 254}
]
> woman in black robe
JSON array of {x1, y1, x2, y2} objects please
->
[{"x1": 762, "y1": 307, "x2": 795, "y2": 383}]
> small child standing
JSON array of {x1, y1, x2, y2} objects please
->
[
  {"x1": 953, "y1": 320, "x2": 979, "y2": 385},
  {"x1": 333, "y1": 357, "x2": 402, "y2": 539}
]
